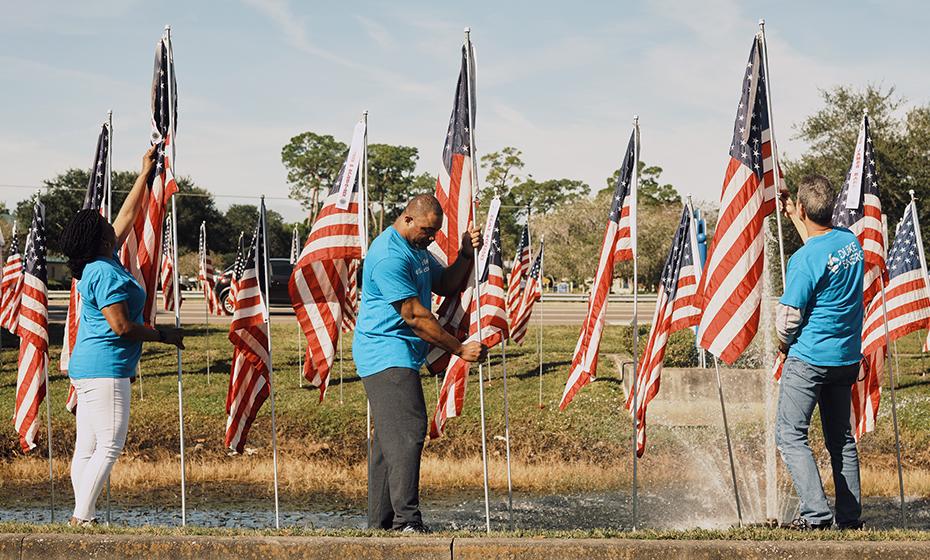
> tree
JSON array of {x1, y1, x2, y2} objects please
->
[
  {"x1": 783, "y1": 85, "x2": 930, "y2": 251},
  {"x1": 223, "y1": 204, "x2": 291, "y2": 258},
  {"x1": 480, "y1": 147, "x2": 525, "y2": 197},
  {"x1": 603, "y1": 162, "x2": 679, "y2": 206},
  {"x1": 281, "y1": 132, "x2": 346, "y2": 213},
  {"x1": 171, "y1": 184, "x2": 230, "y2": 253},
  {"x1": 512, "y1": 178, "x2": 589, "y2": 216},
  {"x1": 368, "y1": 143, "x2": 419, "y2": 232}
]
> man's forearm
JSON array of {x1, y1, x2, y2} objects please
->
[
  {"x1": 114, "y1": 170, "x2": 150, "y2": 246},
  {"x1": 407, "y1": 313, "x2": 462, "y2": 354}
]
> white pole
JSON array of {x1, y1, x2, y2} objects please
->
[
  {"x1": 501, "y1": 340, "x2": 514, "y2": 530},
  {"x1": 297, "y1": 323, "x2": 303, "y2": 388},
  {"x1": 105, "y1": 108, "x2": 113, "y2": 525},
  {"x1": 202, "y1": 223, "x2": 211, "y2": 385},
  {"x1": 629, "y1": 116, "x2": 640, "y2": 531},
  {"x1": 361, "y1": 110, "x2": 373, "y2": 486},
  {"x1": 878, "y1": 276, "x2": 906, "y2": 523},
  {"x1": 260, "y1": 197, "x2": 282, "y2": 529},
  {"x1": 537, "y1": 241, "x2": 544, "y2": 408},
  {"x1": 758, "y1": 19, "x2": 787, "y2": 289},
  {"x1": 464, "y1": 27, "x2": 491, "y2": 534},
  {"x1": 339, "y1": 329, "x2": 345, "y2": 404},
  {"x1": 44, "y1": 362, "x2": 55, "y2": 523},
  {"x1": 165, "y1": 25, "x2": 187, "y2": 527},
  {"x1": 713, "y1": 356, "x2": 743, "y2": 527}
]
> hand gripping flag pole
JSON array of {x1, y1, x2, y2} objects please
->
[
  {"x1": 629, "y1": 116, "x2": 641, "y2": 531},
  {"x1": 464, "y1": 27, "x2": 492, "y2": 534},
  {"x1": 260, "y1": 196, "x2": 282, "y2": 529}
]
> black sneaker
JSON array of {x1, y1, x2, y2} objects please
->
[
  {"x1": 785, "y1": 517, "x2": 832, "y2": 531},
  {"x1": 398, "y1": 521, "x2": 431, "y2": 534},
  {"x1": 837, "y1": 520, "x2": 864, "y2": 530}
]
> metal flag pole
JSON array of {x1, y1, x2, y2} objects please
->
[
  {"x1": 501, "y1": 340, "x2": 514, "y2": 530},
  {"x1": 360, "y1": 109, "x2": 374, "y2": 496},
  {"x1": 39, "y1": 192, "x2": 54, "y2": 524},
  {"x1": 105, "y1": 109, "x2": 114, "y2": 525},
  {"x1": 464, "y1": 27, "x2": 491, "y2": 534},
  {"x1": 293, "y1": 226, "x2": 303, "y2": 388},
  {"x1": 629, "y1": 116, "x2": 641, "y2": 531},
  {"x1": 713, "y1": 355, "x2": 743, "y2": 527},
  {"x1": 260, "y1": 197, "x2": 282, "y2": 529},
  {"x1": 758, "y1": 19, "x2": 787, "y2": 288},
  {"x1": 164, "y1": 24, "x2": 187, "y2": 527},
  {"x1": 339, "y1": 328, "x2": 345, "y2": 404},
  {"x1": 878, "y1": 273, "x2": 906, "y2": 523},
  {"x1": 202, "y1": 222, "x2": 212, "y2": 385},
  {"x1": 537, "y1": 239, "x2": 545, "y2": 408}
]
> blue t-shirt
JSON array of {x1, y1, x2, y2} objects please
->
[
  {"x1": 352, "y1": 226, "x2": 444, "y2": 377},
  {"x1": 780, "y1": 228, "x2": 864, "y2": 366},
  {"x1": 68, "y1": 255, "x2": 146, "y2": 378}
]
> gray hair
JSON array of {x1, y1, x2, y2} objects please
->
[{"x1": 797, "y1": 174, "x2": 835, "y2": 227}]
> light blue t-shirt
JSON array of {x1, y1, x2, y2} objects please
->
[
  {"x1": 68, "y1": 255, "x2": 146, "y2": 378},
  {"x1": 353, "y1": 227, "x2": 444, "y2": 377},
  {"x1": 780, "y1": 228, "x2": 864, "y2": 366}
]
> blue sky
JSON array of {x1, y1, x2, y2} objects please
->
[{"x1": 2, "y1": 0, "x2": 928, "y2": 223}]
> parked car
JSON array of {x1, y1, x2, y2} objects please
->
[{"x1": 214, "y1": 258, "x2": 294, "y2": 315}]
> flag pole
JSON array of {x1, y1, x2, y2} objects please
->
[
  {"x1": 39, "y1": 189, "x2": 54, "y2": 524},
  {"x1": 292, "y1": 226, "x2": 303, "y2": 388},
  {"x1": 105, "y1": 108, "x2": 113, "y2": 525},
  {"x1": 361, "y1": 109, "x2": 373, "y2": 492},
  {"x1": 339, "y1": 328, "x2": 345, "y2": 404},
  {"x1": 537, "y1": 239, "x2": 545, "y2": 408},
  {"x1": 758, "y1": 20, "x2": 788, "y2": 289},
  {"x1": 260, "y1": 196, "x2": 282, "y2": 529},
  {"x1": 164, "y1": 24, "x2": 187, "y2": 527},
  {"x1": 713, "y1": 355, "x2": 743, "y2": 527},
  {"x1": 501, "y1": 340, "x2": 514, "y2": 530},
  {"x1": 629, "y1": 116, "x2": 640, "y2": 531},
  {"x1": 202, "y1": 222, "x2": 211, "y2": 385},
  {"x1": 464, "y1": 27, "x2": 491, "y2": 534}
]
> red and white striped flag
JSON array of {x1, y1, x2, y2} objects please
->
[
  {"x1": 120, "y1": 30, "x2": 179, "y2": 326},
  {"x1": 0, "y1": 223, "x2": 23, "y2": 333},
  {"x1": 697, "y1": 35, "x2": 778, "y2": 363},
  {"x1": 14, "y1": 200, "x2": 49, "y2": 453},
  {"x1": 625, "y1": 206, "x2": 702, "y2": 455},
  {"x1": 506, "y1": 223, "x2": 530, "y2": 326},
  {"x1": 160, "y1": 213, "x2": 181, "y2": 311},
  {"x1": 431, "y1": 202, "x2": 509, "y2": 438},
  {"x1": 559, "y1": 126, "x2": 637, "y2": 410},
  {"x1": 509, "y1": 243, "x2": 544, "y2": 345},
  {"x1": 341, "y1": 259, "x2": 359, "y2": 333},
  {"x1": 425, "y1": 41, "x2": 479, "y2": 376},
  {"x1": 199, "y1": 222, "x2": 223, "y2": 316},
  {"x1": 288, "y1": 119, "x2": 366, "y2": 401},
  {"x1": 225, "y1": 210, "x2": 270, "y2": 453}
]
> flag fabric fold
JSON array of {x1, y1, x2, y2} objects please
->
[
  {"x1": 0, "y1": 224, "x2": 23, "y2": 334},
  {"x1": 199, "y1": 222, "x2": 223, "y2": 316},
  {"x1": 509, "y1": 243, "x2": 544, "y2": 346},
  {"x1": 506, "y1": 223, "x2": 530, "y2": 326},
  {"x1": 160, "y1": 213, "x2": 180, "y2": 311}
]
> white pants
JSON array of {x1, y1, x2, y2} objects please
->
[{"x1": 70, "y1": 377, "x2": 130, "y2": 521}]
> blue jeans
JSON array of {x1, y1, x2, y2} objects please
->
[{"x1": 775, "y1": 356, "x2": 861, "y2": 526}]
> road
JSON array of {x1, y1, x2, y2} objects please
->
[{"x1": 46, "y1": 291, "x2": 651, "y2": 326}]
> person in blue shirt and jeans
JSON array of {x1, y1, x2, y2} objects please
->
[
  {"x1": 777, "y1": 174, "x2": 864, "y2": 530},
  {"x1": 353, "y1": 194, "x2": 486, "y2": 533},
  {"x1": 60, "y1": 146, "x2": 185, "y2": 526}
]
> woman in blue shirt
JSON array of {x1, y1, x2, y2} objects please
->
[{"x1": 60, "y1": 146, "x2": 184, "y2": 526}]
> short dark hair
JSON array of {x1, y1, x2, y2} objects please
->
[
  {"x1": 60, "y1": 209, "x2": 106, "y2": 279},
  {"x1": 404, "y1": 194, "x2": 443, "y2": 218},
  {"x1": 797, "y1": 174, "x2": 835, "y2": 227}
]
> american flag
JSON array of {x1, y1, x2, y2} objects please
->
[
  {"x1": 62, "y1": 122, "x2": 111, "y2": 375},
  {"x1": 341, "y1": 259, "x2": 359, "y2": 333},
  {"x1": 506, "y1": 223, "x2": 530, "y2": 326},
  {"x1": 431, "y1": 207, "x2": 509, "y2": 438},
  {"x1": 625, "y1": 207, "x2": 701, "y2": 455},
  {"x1": 14, "y1": 200, "x2": 48, "y2": 453},
  {"x1": 0, "y1": 223, "x2": 23, "y2": 333},
  {"x1": 559, "y1": 127, "x2": 637, "y2": 410},
  {"x1": 509, "y1": 242, "x2": 544, "y2": 345},
  {"x1": 120, "y1": 30, "x2": 179, "y2": 326},
  {"x1": 160, "y1": 213, "x2": 180, "y2": 311},
  {"x1": 288, "y1": 120, "x2": 366, "y2": 402},
  {"x1": 831, "y1": 114, "x2": 890, "y2": 438},
  {"x1": 697, "y1": 35, "x2": 778, "y2": 364},
  {"x1": 425, "y1": 41, "x2": 479, "y2": 375},
  {"x1": 229, "y1": 232, "x2": 247, "y2": 304},
  {"x1": 199, "y1": 222, "x2": 223, "y2": 316},
  {"x1": 225, "y1": 211, "x2": 270, "y2": 453}
]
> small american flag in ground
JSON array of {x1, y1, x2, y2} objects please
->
[
  {"x1": 559, "y1": 127, "x2": 637, "y2": 410},
  {"x1": 506, "y1": 223, "x2": 530, "y2": 326},
  {"x1": 120, "y1": 31, "x2": 178, "y2": 326},
  {"x1": 431, "y1": 206, "x2": 509, "y2": 438},
  {"x1": 0, "y1": 224, "x2": 23, "y2": 333},
  {"x1": 160, "y1": 213, "x2": 180, "y2": 311},
  {"x1": 225, "y1": 212, "x2": 270, "y2": 453},
  {"x1": 14, "y1": 200, "x2": 48, "y2": 453},
  {"x1": 625, "y1": 206, "x2": 701, "y2": 456},
  {"x1": 62, "y1": 122, "x2": 111, "y2": 376},
  {"x1": 697, "y1": 34, "x2": 778, "y2": 364},
  {"x1": 199, "y1": 222, "x2": 223, "y2": 316},
  {"x1": 509, "y1": 242, "x2": 544, "y2": 345},
  {"x1": 289, "y1": 120, "x2": 366, "y2": 402}
]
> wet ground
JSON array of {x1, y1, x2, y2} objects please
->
[{"x1": 4, "y1": 491, "x2": 928, "y2": 531}]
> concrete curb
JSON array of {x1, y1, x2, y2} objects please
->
[{"x1": 2, "y1": 534, "x2": 929, "y2": 560}]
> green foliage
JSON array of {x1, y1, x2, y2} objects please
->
[
  {"x1": 223, "y1": 204, "x2": 292, "y2": 258},
  {"x1": 280, "y1": 131, "x2": 346, "y2": 212},
  {"x1": 367, "y1": 143, "x2": 420, "y2": 232},
  {"x1": 603, "y1": 161, "x2": 680, "y2": 206}
]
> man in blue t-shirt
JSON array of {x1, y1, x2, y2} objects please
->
[
  {"x1": 354, "y1": 194, "x2": 486, "y2": 533},
  {"x1": 776, "y1": 175, "x2": 864, "y2": 531}
]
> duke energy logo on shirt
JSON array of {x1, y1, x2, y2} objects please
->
[{"x1": 826, "y1": 241, "x2": 864, "y2": 274}]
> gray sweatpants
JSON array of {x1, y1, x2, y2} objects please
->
[{"x1": 361, "y1": 367, "x2": 427, "y2": 529}]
